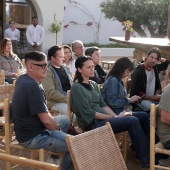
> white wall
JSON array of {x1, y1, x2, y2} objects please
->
[
  {"x1": 100, "y1": 48, "x2": 135, "y2": 57},
  {"x1": 63, "y1": 0, "x2": 138, "y2": 45},
  {"x1": 31, "y1": 0, "x2": 137, "y2": 53},
  {"x1": 31, "y1": 0, "x2": 64, "y2": 54}
]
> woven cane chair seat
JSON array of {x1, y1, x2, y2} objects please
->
[{"x1": 66, "y1": 122, "x2": 127, "y2": 170}]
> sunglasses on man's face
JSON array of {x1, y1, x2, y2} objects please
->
[{"x1": 31, "y1": 63, "x2": 48, "y2": 69}]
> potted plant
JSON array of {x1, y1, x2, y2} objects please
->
[
  {"x1": 49, "y1": 12, "x2": 62, "y2": 44},
  {"x1": 122, "y1": 20, "x2": 133, "y2": 41}
]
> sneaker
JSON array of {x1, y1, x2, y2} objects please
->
[{"x1": 46, "y1": 157, "x2": 60, "y2": 165}]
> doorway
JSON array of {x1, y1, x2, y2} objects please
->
[
  {"x1": 4, "y1": 0, "x2": 37, "y2": 57},
  {"x1": 0, "y1": 0, "x2": 5, "y2": 40}
]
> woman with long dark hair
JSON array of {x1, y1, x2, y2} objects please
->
[
  {"x1": 101, "y1": 57, "x2": 141, "y2": 114},
  {"x1": 70, "y1": 56, "x2": 150, "y2": 169}
]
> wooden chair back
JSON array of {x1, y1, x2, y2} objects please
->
[
  {"x1": 66, "y1": 122, "x2": 128, "y2": 170},
  {"x1": 150, "y1": 104, "x2": 170, "y2": 170},
  {"x1": 0, "y1": 152, "x2": 60, "y2": 170},
  {"x1": 0, "y1": 70, "x2": 5, "y2": 85},
  {"x1": 0, "y1": 83, "x2": 15, "y2": 103},
  {"x1": 67, "y1": 90, "x2": 72, "y2": 124},
  {"x1": 67, "y1": 90, "x2": 83, "y2": 133},
  {"x1": 0, "y1": 83, "x2": 15, "y2": 153}
]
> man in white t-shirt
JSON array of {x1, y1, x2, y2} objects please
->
[
  {"x1": 26, "y1": 16, "x2": 44, "y2": 52},
  {"x1": 130, "y1": 47, "x2": 169, "y2": 109}
]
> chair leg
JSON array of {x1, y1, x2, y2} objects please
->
[
  {"x1": 39, "y1": 148, "x2": 45, "y2": 162},
  {"x1": 31, "y1": 151, "x2": 38, "y2": 170},
  {"x1": 39, "y1": 149, "x2": 45, "y2": 170},
  {"x1": 5, "y1": 122, "x2": 12, "y2": 170},
  {"x1": 122, "y1": 131, "x2": 127, "y2": 162}
]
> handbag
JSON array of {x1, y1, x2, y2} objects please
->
[{"x1": 67, "y1": 113, "x2": 78, "y2": 135}]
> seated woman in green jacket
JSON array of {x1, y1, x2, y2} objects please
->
[{"x1": 70, "y1": 56, "x2": 150, "y2": 169}]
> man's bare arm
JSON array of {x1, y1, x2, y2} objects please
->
[
  {"x1": 37, "y1": 112, "x2": 59, "y2": 130},
  {"x1": 161, "y1": 109, "x2": 170, "y2": 125}
]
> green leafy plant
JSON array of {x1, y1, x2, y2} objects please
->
[
  {"x1": 122, "y1": 20, "x2": 133, "y2": 32},
  {"x1": 100, "y1": 0, "x2": 169, "y2": 37},
  {"x1": 49, "y1": 12, "x2": 62, "y2": 33}
]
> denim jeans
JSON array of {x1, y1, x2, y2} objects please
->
[
  {"x1": 20, "y1": 115, "x2": 74, "y2": 170},
  {"x1": 141, "y1": 100, "x2": 159, "y2": 110},
  {"x1": 86, "y1": 112, "x2": 150, "y2": 168}
]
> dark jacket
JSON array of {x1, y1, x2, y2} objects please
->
[
  {"x1": 130, "y1": 60, "x2": 169, "y2": 97},
  {"x1": 90, "y1": 64, "x2": 107, "y2": 84}
]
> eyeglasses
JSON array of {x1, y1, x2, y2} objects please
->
[{"x1": 31, "y1": 63, "x2": 48, "y2": 69}]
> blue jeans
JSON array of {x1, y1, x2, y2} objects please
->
[
  {"x1": 86, "y1": 112, "x2": 150, "y2": 168},
  {"x1": 20, "y1": 115, "x2": 74, "y2": 170},
  {"x1": 141, "y1": 100, "x2": 159, "y2": 110}
]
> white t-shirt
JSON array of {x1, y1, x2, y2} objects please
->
[{"x1": 145, "y1": 69, "x2": 155, "y2": 96}]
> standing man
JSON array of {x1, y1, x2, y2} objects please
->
[
  {"x1": 26, "y1": 16, "x2": 44, "y2": 52},
  {"x1": 71, "y1": 40, "x2": 84, "y2": 59},
  {"x1": 12, "y1": 51, "x2": 73, "y2": 169},
  {"x1": 41, "y1": 45, "x2": 72, "y2": 115},
  {"x1": 130, "y1": 47, "x2": 169, "y2": 109},
  {"x1": 4, "y1": 20, "x2": 20, "y2": 55}
]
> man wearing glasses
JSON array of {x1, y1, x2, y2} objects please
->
[
  {"x1": 12, "y1": 51, "x2": 73, "y2": 168},
  {"x1": 71, "y1": 40, "x2": 84, "y2": 59},
  {"x1": 41, "y1": 45, "x2": 72, "y2": 115},
  {"x1": 4, "y1": 20, "x2": 20, "y2": 55}
]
